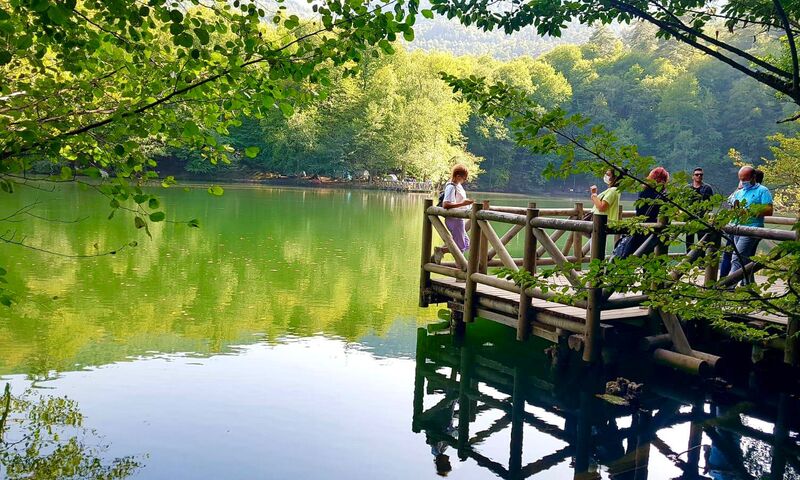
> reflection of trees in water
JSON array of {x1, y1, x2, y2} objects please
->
[
  {"x1": 0, "y1": 186, "x2": 428, "y2": 376},
  {"x1": 0, "y1": 384, "x2": 142, "y2": 479}
]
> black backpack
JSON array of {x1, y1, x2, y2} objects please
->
[{"x1": 437, "y1": 181, "x2": 454, "y2": 207}]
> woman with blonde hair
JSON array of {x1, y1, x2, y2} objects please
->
[{"x1": 432, "y1": 164, "x2": 474, "y2": 264}]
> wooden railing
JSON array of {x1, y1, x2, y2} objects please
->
[{"x1": 418, "y1": 198, "x2": 799, "y2": 367}]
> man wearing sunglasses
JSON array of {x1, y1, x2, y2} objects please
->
[{"x1": 686, "y1": 167, "x2": 714, "y2": 251}]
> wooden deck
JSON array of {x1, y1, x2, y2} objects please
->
[{"x1": 418, "y1": 198, "x2": 799, "y2": 374}]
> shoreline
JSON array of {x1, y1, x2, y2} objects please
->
[{"x1": 168, "y1": 175, "x2": 586, "y2": 199}]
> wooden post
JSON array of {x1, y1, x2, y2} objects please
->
[
  {"x1": 517, "y1": 204, "x2": 537, "y2": 341},
  {"x1": 457, "y1": 343, "x2": 472, "y2": 460},
  {"x1": 412, "y1": 328, "x2": 426, "y2": 432},
  {"x1": 573, "y1": 390, "x2": 593, "y2": 477},
  {"x1": 785, "y1": 315, "x2": 799, "y2": 366},
  {"x1": 479, "y1": 200, "x2": 490, "y2": 274},
  {"x1": 419, "y1": 198, "x2": 433, "y2": 307},
  {"x1": 508, "y1": 366, "x2": 525, "y2": 477},
  {"x1": 704, "y1": 231, "x2": 720, "y2": 286},
  {"x1": 686, "y1": 403, "x2": 703, "y2": 475},
  {"x1": 573, "y1": 202, "x2": 584, "y2": 270},
  {"x1": 583, "y1": 214, "x2": 607, "y2": 363},
  {"x1": 463, "y1": 202, "x2": 483, "y2": 324}
]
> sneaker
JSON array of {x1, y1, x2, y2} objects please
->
[{"x1": 431, "y1": 246, "x2": 445, "y2": 264}]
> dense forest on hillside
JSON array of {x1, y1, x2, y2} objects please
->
[{"x1": 144, "y1": 24, "x2": 797, "y2": 193}]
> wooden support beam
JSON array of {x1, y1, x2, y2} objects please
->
[
  {"x1": 530, "y1": 217, "x2": 593, "y2": 233},
  {"x1": 476, "y1": 209, "x2": 527, "y2": 225},
  {"x1": 653, "y1": 348, "x2": 711, "y2": 376},
  {"x1": 486, "y1": 224, "x2": 523, "y2": 261},
  {"x1": 509, "y1": 367, "x2": 525, "y2": 476},
  {"x1": 536, "y1": 228, "x2": 567, "y2": 258},
  {"x1": 583, "y1": 214, "x2": 607, "y2": 363},
  {"x1": 424, "y1": 263, "x2": 467, "y2": 279},
  {"x1": 478, "y1": 220, "x2": 519, "y2": 271},
  {"x1": 574, "y1": 202, "x2": 584, "y2": 270},
  {"x1": 657, "y1": 311, "x2": 693, "y2": 356},
  {"x1": 786, "y1": 314, "x2": 799, "y2": 366},
  {"x1": 517, "y1": 205, "x2": 537, "y2": 341},
  {"x1": 699, "y1": 231, "x2": 721, "y2": 287},
  {"x1": 428, "y1": 214, "x2": 469, "y2": 270},
  {"x1": 479, "y1": 200, "x2": 490, "y2": 273},
  {"x1": 471, "y1": 272, "x2": 520, "y2": 293},
  {"x1": 419, "y1": 199, "x2": 433, "y2": 307},
  {"x1": 668, "y1": 233, "x2": 709, "y2": 282},
  {"x1": 463, "y1": 202, "x2": 483, "y2": 323},
  {"x1": 531, "y1": 227, "x2": 582, "y2": 288}
]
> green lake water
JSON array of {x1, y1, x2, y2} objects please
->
[{"x1": 0, "y1": 184, "x2": 794, "y2": 479}]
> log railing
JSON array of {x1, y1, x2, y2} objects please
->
[{"x1": 419, "y1": 197, "x2": 799, "y2": 367}]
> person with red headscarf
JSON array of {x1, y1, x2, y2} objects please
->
[{"x1": 613, "y1": 167, "x2": 670, "y2": 259}]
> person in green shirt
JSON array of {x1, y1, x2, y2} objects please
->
[{"x1": 590, "y1": 169, "x2": 621, "y2": 222}]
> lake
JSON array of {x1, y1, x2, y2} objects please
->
[{"x1": 0, "y1": 184, "x2": 795, "y2": 479}]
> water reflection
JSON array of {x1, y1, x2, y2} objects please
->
[
  {"x1": 0, "y1": 384, "x2": 143, "y2": 479},
  {"x1": 412, "y1": 320, "x2": 800, "y2": 479}
]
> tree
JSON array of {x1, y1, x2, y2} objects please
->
[
  {"x1": 428, "y1": 0, "x2": 800, "y2": 109},
  {"x1": 0, "y1": 0, "x2": 422, "y2": 303},
  {"x1": 1, "y1": 384, "x2": 141, "y2": 479},
  {"x1": 759, "y1": 133, "x2": 800, "y2": 210}
]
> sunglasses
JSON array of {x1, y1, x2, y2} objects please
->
[{"x1": 693, "y1": 173, "x2": 703, "y2": 176}]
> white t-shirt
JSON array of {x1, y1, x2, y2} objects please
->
[{"x1": 443, "y1": 182, "x2": 467, "y2": 209}]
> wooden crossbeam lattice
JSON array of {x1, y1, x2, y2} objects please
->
[
  {"x1": 478, "y1": 220, "x2": 519, "y2": 271},
  {"x1": 531, "y1": 227, "x2": 583, "y2": 288},
  {"x1": 428, "y1": 214, "x2": 469, "y2": 271},
  {"x1": 487, "y1": 224, "x2": 524, "y2": 261}
]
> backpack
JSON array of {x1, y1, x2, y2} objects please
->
[{"x1": 437, "y1": 181, "x2": 454, "y2": 207}]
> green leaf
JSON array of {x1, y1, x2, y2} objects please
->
[
  {"x1": 194, "y1": 28, "x2": 210, "y2": 45},
  {"x1": 188, "y1": 218, "x2": 200, "y2": 228},
  {"x1": 245, "y1": 146, "x2": 260, "y2": 158},
  {"x1": 46, "y1": 4, "x2": 69, "y2": 25},
  {"x1": 60, "y1": 166, "x2": 72, "y2": 180},
  {"x1": 81, "y1": 167, "x2": 100, "y2": 178},
  {"x1": 0, "y1": 50, "x2": 11, "y2": 66},
  {"x1": 0, "y1": 267, "x2": 7, "y2": 276},
  {"x1": 31, "y1": 0, "x2": 49, "y2": 13},
  {"x1": 161, "y1": 176, "x2": 177, "y2": 188},
  {"x1": 134, "y1": 216, "x2": 146, "y2": 229},
  {"x1": 207, "y1": 185, "x2": 224, "y2": 196},
  {"x1": 148, "y1": 197, "x2": 160, "y2": 209},
  {"x1": 182, "y1": 121, "x2": 200, "y2": 137},
  {"x1": 403, "y1": 29, "x2": 414, "y2": 41},
  {"x1": 149, "y1": 211, "x2": 166, "y2": 222},
  {"x1": 176, "y1": 33, "x2": 193, "y2": 48},
  {"x1": 278, "y1": 101, "x2": 294, "y2": 117},
  {"x1": 169, "y1": 9, "x2": 184, "y2": 23},
  {"x1": 421, "y1": 9, "x2": 433, "y2": 19}
]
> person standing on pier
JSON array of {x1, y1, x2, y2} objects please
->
[
  {"x1": 614, "y1": 166, "x2": 669, "y2": 259},
  {"x1": 432, "y1": 164, "x2": 474, "y2": 265},
  {"x1": 589, "y1": 168, "x2": 621, "y2": 222},
  {"x1": 686, "y1": 167, "x2": 714, "y2": 251},
  {"x1": 727, "y1": 166, "x2": 773, "y2": 284}
]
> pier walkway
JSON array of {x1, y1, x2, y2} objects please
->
[{"x1": 418, "y1": 199, "x2": 798, "y2": 374}]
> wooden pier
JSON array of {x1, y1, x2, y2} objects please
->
[{"x1": 418, "y1": 198, "x2": 799, "y2": 374}]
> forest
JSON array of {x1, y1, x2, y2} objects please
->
[{"x1": 140, "y1": 23, "x2": 799, "y2": 194}]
